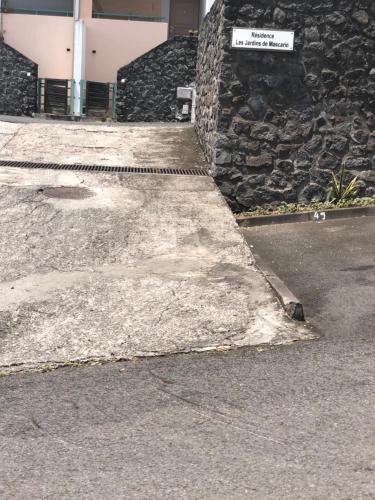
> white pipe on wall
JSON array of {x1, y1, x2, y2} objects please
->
[
  {"x1": 74, "y1": 0, "x2": 80, "y2": 20},
  {"x1": 73, "y1": 0, "x2": 86, "y2": 115}
]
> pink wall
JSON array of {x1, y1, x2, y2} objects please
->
[
  {"x1": 85, "y1": 18, "x2": 168, "y2": 82},
  {"x1": 80, "y1": 0, "x2": 93, "y2": 19},
  {"x1": 3, "y1": 14, "x2": 74, "y2": 79},
  {"x1": 2, "y1": 5, "x2": 169, "y2": 82}
]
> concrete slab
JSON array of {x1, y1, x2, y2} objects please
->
[
  {"x1": 0, "y1": 120, "x2": 207, "y2": 169},
  {"x1": 0, "y1": 120, "x2": 311, "y2": 374}
]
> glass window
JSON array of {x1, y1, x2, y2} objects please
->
[
  {"x1": 1, "y1": 0, "x2": 74, "y2": 16},
  {"x1": 92, "y1": 0, "x2": 165, "y2": 22}
]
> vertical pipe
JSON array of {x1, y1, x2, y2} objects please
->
[
  {"x1": 73, "y1": 0, "x2": 86, "y2": 116},
  {"x1": 74, "y1": 0, "x2": 80, "y2": 20}
]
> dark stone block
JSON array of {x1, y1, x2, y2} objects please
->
[
  {"x1": 299, "y1": 183, "x2": 327, "y2": 202},
  {"x1": 245, "y1": 155, "x2": 274, "y2": 169}
]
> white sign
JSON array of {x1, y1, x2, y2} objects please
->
[
  {"x1": 231, "y1": 28, "x2": 295, "y2": 52},
  {"x1": 177, "y1": 87, "x2": 193, "y2": 100}
]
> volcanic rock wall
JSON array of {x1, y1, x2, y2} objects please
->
[
  {"x1": 0, "y1": 42, "x2": 37, "y2": 117},
  {"x1": 117, "y1": 36, "x2": 198, "y2": 122},
  {"x1": 196, "y1": 0, "x2": 375, "y2": 210}
]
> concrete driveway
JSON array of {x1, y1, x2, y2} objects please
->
[
  {"x1": 0, "y1": 119, "x2": 206, "y2": 169},
  {"x1": 0, "y1": 120, "x2": 309, "y2": 374}
]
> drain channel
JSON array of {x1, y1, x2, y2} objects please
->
[{"x1": 0, "y1": 160, "x2": 210, "y2": 177}]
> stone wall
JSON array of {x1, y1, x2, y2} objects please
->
[
  {"x1": 195, "y1": 0, "x2": 225, "y2": 163},
  {"x1": 0, "y1": 42, "x2": 38, "y2": 117},
  {"x1": 195, "y1": 0, "x2": 375, "y2": 211},
  {"x1": 117, "y1": 36, "x2": 198, "y2": 122}
]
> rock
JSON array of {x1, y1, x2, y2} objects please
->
[
  {"x1": 343, "y1": 156, "x2": 371, "y2": 169},
  {"x1": 238, "y1": 106, "x2": 253, "y2": 119},
  {"x1": 352, "y1": 10, "x2": 369, "y2": 25},
  {"x1": 305, "y1": 27, "x2": 320, "y2": 42},
  {"x1": 250, "y1": 123, "x2": 277, "y2": 142},
  {"x1": 231, "y1": 117, "x2": 251, "y2": 135},
  {"x1": 321, "y1": 68, "x2": 338, "y2": 86},
  {"x1": 215, "y1": 150, "x2": 232, "y2": 165},
  {"x1": 368, "y1": 134, "x2": 375, "y2": 153},
  {"x1": 299, "y1": 184, "x2": 326, "y2": 202},
  {"x1": 326, "y1": 12, "x2": 347, "y2": 25},
  {"x1": 304, "y1": 73, "x2": 320, "y2": 88},
  {"x1": 276, "y1": 160, "x2": 294, "y2": 173},
  {"x1": 350, "y1": 128, "x2": 369, "y2": 145},
  {"x1": 324, "y1": 135, "x2": 348, "y2": 155},
  {"x1": 247, "y1": 96, "x2": 267, "y2": 116},
  {"x1": 239, "y1": 140, "x2": 260, "y2": 154},
  {"x1": 273, "y1": 8, "x2": 286, "y2": 24},
  {"x1": 245, "y1": 155, "x2": 273, "y2": 168}
]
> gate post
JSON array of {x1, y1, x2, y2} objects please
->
[{"x1": 112, "y1": 83, "x2": 117, "y2": 120}]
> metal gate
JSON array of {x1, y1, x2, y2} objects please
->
[
  {"x1": 36, "y1": 79, "x2": 116, "y2": 118},
  {"x1": 85, "y1": 81, "x2": 110, "y2": 117},
  {"x1": 44, "y1": 79, "x2": 69, "y2": 114}
]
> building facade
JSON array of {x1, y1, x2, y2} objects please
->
[{"x1": 0, "y1": 0, "x2": 214, "y2": 83}]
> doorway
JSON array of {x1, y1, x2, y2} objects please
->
[{"x1": 169, "y1": 0, "x2": 200, "y2": 37}]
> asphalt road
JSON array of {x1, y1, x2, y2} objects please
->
[
  {"x1": 0, "y1": 216, "x2": 374, "y2": 499},
  {"x1": 242, "y1": 215, "x2": 375, "y2": 339}
]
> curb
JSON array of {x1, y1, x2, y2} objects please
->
[
  {"x1": 236, "y1": 205, "x2": 375, "y2": 228},
  {"x1": 252, "y1": 251, "x2": 305, "y2": 322}
]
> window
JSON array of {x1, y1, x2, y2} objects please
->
[
  {"x1": 1, "y1": 0, "x2": 74, "y2": 16},
  {"x1": 92, "y1": 0, "x2": 166, "y2": 22}
]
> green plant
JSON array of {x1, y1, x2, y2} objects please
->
[
  {"x1": 236, "y1": 195, "x2": 375, "y2": 218},
  {"x1": 327, "y1": 164, "x2": 360, "y2": 203}
]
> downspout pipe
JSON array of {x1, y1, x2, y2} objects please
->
[
  {"x1": 72, "y1": 0, "x2": 86, "y2": 116},
  {"x1": 74, "y1": 0, "x2": 80, "y2": 20}
]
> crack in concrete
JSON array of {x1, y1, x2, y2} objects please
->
[{"x1": 0, "y1": 126, "x2": 22, "y2": 153}]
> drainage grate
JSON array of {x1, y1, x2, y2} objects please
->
[{"x1": 0, "y1": 160, "x2": 210, "y2": 177}]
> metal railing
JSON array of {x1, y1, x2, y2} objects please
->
[
  {"x1": 92, "y1": 11, "x2": 167, "y2": 22},
  {"x1": 1, "y1": 7, "x2": 167, "y2": 21},
  {"x1": 1, "y1": 7, "x2": 73, "y2": 16}
]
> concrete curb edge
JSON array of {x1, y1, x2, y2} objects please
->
[
  {"x1": 252, "y1": 251, "x2": 305, "y2": 322},
  {"x1": 236, "y1": 205, "x2": 375, "y2": 228}
]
